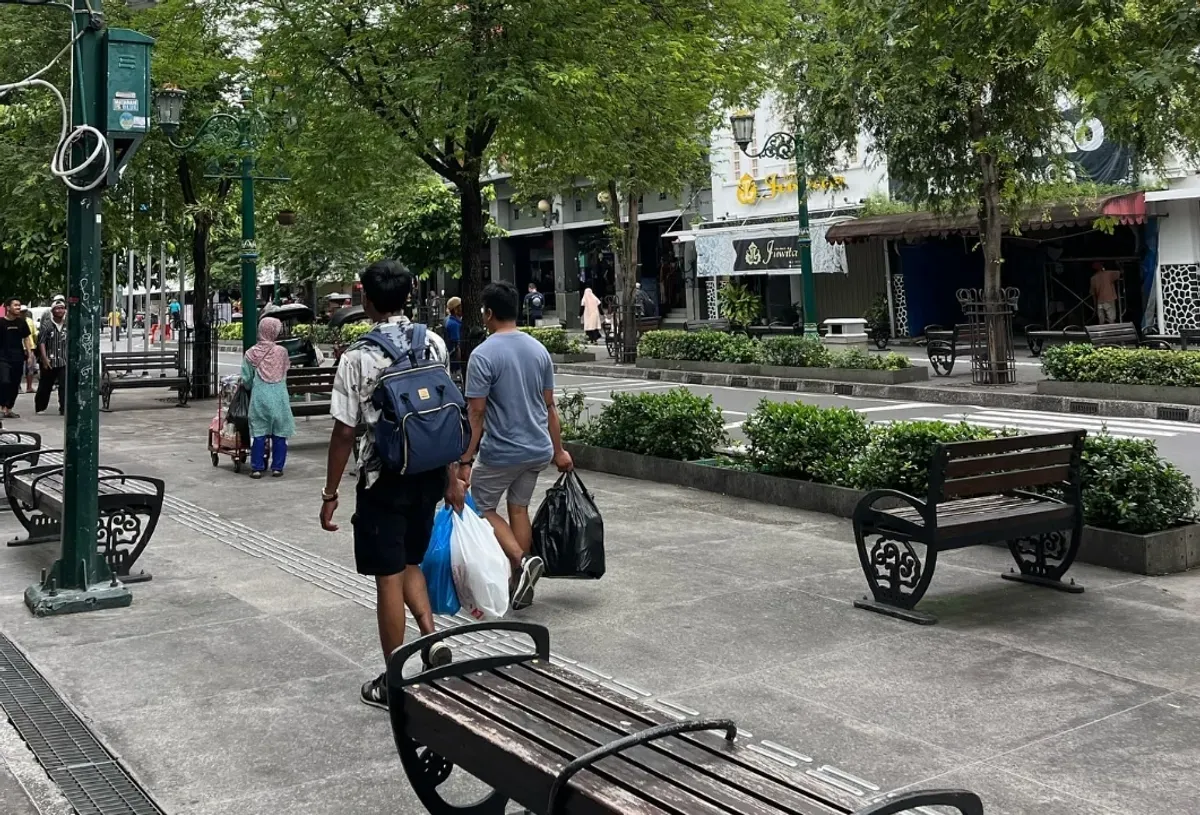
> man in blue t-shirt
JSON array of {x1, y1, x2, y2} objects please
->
[
  {"x1": 444, "y1": 296, "x2": 463, "y2": 379},
  {"x1": 461, "y1": 281, "x2": 573, "y2": 610},
  {"x1": 523, "y1": 283, "x2": 545, "y2": 327}
]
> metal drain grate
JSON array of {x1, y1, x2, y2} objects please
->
[
  {"x1": 832, "y1": 383, "x2": 854, "y2": 396},
  {"x1": 1068, "y1": 400, "x2": 1099, "y2": 415},
  {"x1": 0, "y1": 635, "x2": 165, "y2": 815},
  {"x1": 1157, "y1": 406, "x2": 1189, "y2": 422}
]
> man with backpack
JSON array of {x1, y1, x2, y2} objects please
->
[
  {"x1": 320, "y1": 259, "x2": 469, "y2": 710},
  {"x1": 459, "y1": 281, "x2": 573, "y2": 610},
  {"x1": 524, "y1": 282, "x2": 545, "y2": 327}
]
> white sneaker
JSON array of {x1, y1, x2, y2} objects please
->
[{"x1": 512, "y1": 555, "x2": 545, "y2": 611}]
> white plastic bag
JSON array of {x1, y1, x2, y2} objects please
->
[{"x1": 449, "y1": 508, "x2": 510, "y2": 620}]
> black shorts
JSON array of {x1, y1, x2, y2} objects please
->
[{"x1": 352, "y1": 468, "x2": 447, "y2": 577}]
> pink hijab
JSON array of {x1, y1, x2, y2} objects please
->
[{"x1": 244, "y1": 317, "x2": 290, "y2": 383}]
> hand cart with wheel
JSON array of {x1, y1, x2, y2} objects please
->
[{"x1": 207, "y1": 375, "x2": 249, "y2": 473}]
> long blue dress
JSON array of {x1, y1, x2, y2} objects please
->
[{"x1": 240, "y1": 360, "x2": 296, "y2": 439}]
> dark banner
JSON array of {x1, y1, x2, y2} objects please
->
[{"x1": 732, "y1": 237, "x2": 804, "y2": 272}]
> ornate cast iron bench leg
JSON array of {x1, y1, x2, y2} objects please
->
[
  {"x1": 1002, "y1": 522, "x2": 1084, "y2": 595},
  {"x1": 927, "y1": 340, "x2": 955, "y2": 376},
  {"x1": 853, "y1": 491, "x2": 940, "y2": 625},
  {"x1": 7, "y1": 494, "x2": 60, "y2": 546},
  {"x1": 96, "y1": 475, "x2": 165, "y2": 584}
]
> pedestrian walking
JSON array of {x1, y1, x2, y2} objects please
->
[
  {"x1": 444, "y1": 296, "x2": 465, "y2": 383},
  {"x1": 108, "y1": 307, "x2": 122, "y2": 342},
  {"x1": 241, "y1": 317, "x2": 296, "y2": 478},
  {"x1": 459, "y1": 281, "x2": 573, "y2": 610},
  {"x1": 524, "y1": 282, "x2": 545, "y2": 327},
  {"x1": 581, "y1": 287, "x2": 602, "y2": 343},
  {"x1": 319, "y1": 259, "x2": 463, "y2": 710},
  {"x1": 23, "y1": 306, "x2": 38, "y2": 394},
  {"x1": 35, "y1": 299, "x2": 67, "y2": 415},
  {"x1": 0, "y1": 298, "x2": 32, "y2": 419}
]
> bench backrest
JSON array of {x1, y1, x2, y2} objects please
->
[
  {"x1": 927, "y1": 430, "x2": 1086, "y2": 504},
  {"x1": 1180, "y1": 328, "x2": 1200, "y2": 350},
  {"x1": 287, "y1": 366, "x2": 337, "y2": 396},
  {"x1": 686, "y1": 319, "x2": 730, "y2": 333},
  {"x1": 103, "y1": 351, "x2": 183, "y2": 371},
  {"x1": 952, "y1": 323, "x2": 986, "y2": 342},
  {"x1": 1085, "y1": 322, "x2": 1139, "y2": 346}
]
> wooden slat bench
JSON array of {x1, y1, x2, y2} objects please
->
[
  {"x1": 387, "y1": 621, "x2": 985, "y2": 815},
  {"x1": 101, "y1": 350, "x2": 190, "y2": 410},
  {"x1": 852, "y1": 430, "x2": 1086, "y2": 625},
  {"x1": 4, "y1": 450, "x2": 163, "y2": 583},
  {"x1": 923, "y1": 323, "x2": 986, "y2": 376},
  {"x1": 686, "y1": 320, "x2": 732, "y2": 333},
  {"x1": 287, "y1": 366, "x2": 337, "y2": 417},
  {"x1": 1083, "y1": 322, "x2": 1172, "y2": 351}
]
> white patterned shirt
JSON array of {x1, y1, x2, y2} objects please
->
[{"x1": 330, "y1": 316, "x2": 448, "y2": 488}]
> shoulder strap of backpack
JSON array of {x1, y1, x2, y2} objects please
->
[
  {"x1": 408, "y1": 323, "x2": 428, "y2": 358},
  {"x1": 359, "y1": 327, "x2": 406, "y2": 361}
]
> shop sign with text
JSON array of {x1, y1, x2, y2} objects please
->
[{"x1": 733, "y1": 237, "x2": 802, "y2": 271}]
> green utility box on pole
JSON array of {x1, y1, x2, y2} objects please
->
[{"x1": 104, "y1": 28, "x2": 154, "y2": 185}]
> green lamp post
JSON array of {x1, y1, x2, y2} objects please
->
[
  {"x1": 154, "y1": 86, "x2": 288, "y2": 352},
  {"x1": 729, "y1": 111, "x2": 818, "y2": 334}
]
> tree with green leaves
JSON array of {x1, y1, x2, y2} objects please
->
[
  {"x1": 248, "y1": 0, "x2": 599, "y2": 330},
  {"x1": 781, "y1": 0, "x2": 1200, "y2": 382},
  {"x1": 503, "y1": 0, "x2": 785, "y2": 356}
]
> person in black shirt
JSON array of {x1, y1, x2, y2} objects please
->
[
  {"x1": 0, "y1": 298, "x2": 33, "y2": 418},
  {"x1": 523, "y1": 283, "x2": 545, "y2": 327}
]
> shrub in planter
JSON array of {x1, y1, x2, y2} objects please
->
[
  {"x1": 828, "y1": 348, "x2": 911, "y2": 370},
  {"x1": 758, "y1": 335, "x2": 829, "y2": 368},
  {"x1": 638, "y1": 330, "x2": 732, "y2": 362},
  {"x1": 1080, "y1": 434, "x2": 1197, "y2": 533},
  {"x1": 716, "y1": 283, "x2": 763, "y2": 328},
  {"x1": 718, "y1": 333, "x2": 759, "y2": 364},
  {"x1": 341, "y1": 322, "x2": 373, "y2": 344},
  {"x1": 217, "y1": 323, "x2": 241, "y2": 341},
  {"x1": 1042, "y1": 343, "x2": 1200, "y2": 387},
  {"x1": 585, "y1": 388, "x2": 726, "y2": 461},
  {"x1": 743, "y1": 401, "x2": 869, "y2": 483},
  {"x1": 556, "y1": 389, "x2": 589, "y2": 442},
  {"x1": 520, "y1": 326, "x2": 583, "y2": 355},
  {"x1": 850, "y1": 420, "x2": 999, "y2": 495}
]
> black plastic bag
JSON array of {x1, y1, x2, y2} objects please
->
[
  {"x1": 227, "y1": 384, "x2": 251, "y2": 444},
  {"x1": 532, "y1": 472, "x2": 605, "y2": 579}
]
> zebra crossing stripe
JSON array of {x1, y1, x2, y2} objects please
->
[
  {"x1": 978, "y1": 408, "x2": 1200, "y2": 434},
  {"x1": 966, "y1": 411, "x2": 1179, "y2": 437},
  {"x1": 878, "y1": 415, "x2": 1157, "y2": 441}
]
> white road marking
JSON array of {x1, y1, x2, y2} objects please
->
[
  {"x1": 979, "y1": 408, "x2": 1200, "y2": 433},
  {"x1": 724, "y1": 421, "x2": 745, "y2": 430},
  {"x1": 952, "y1": 411, "x2": 1181, "y2": 438},
  {"x1": 853, "y1": 402, "x2": 932, "y2": 414}
]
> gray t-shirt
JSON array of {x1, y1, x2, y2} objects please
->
[{"x1": 465, "y1": 331, "x2": 554, "y2": 467}]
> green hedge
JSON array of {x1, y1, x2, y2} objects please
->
[
  {"x1": 520, "y1": 327, "x2": 583, "y2": 355},
  {"x1": 1042, "y1": 344, "x2": 1200, "y2": 387},
  {"x1": 636, "y1": 330, "x2": 910, "y2": 370},
  {"x1": 578, "y1": 392, "x2": 1196, "y2": 534},
  {"x1": 582, "y1": 388, "x2": 727, "y2": 461}
]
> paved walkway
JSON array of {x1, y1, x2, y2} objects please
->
[{"x1": 0, "y1": 391, "x2": 1197, "y2": 814}]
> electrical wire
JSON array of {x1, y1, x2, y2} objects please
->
[{"x1": 0, "y1": 22, "x2": 111, "y2": 192}]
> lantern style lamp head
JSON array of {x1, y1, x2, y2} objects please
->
[
  {"x1": 596, "y1": 189, "x2": 611, "y2": 206},
  {"x1": 730, "y1": 110, "x2": 756, "y2": 151},
  {"x1": 537, "y1": 198, "x2": 552, "y2": 214},
  {"x1": 154, "y1": 86, "x2": 187, "y2": 136}
]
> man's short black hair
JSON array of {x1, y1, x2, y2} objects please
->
[
  {"x1": 528, "y1": 282, "x2": 537, "y2": 290},
  {"x1": 483, "y1": 281, "x2": 519, "y2": 322},
  {"x1": 360, "y1": 259, "x2": 413, "y2": 314}
]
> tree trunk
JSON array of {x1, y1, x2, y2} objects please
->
[
  {"x1": 607, "y1": 181, "x2": 640, "y2": 363},
  {"x1": 977, "y1": 150, "x2": 1012, "y2": 385},
  {"x1": 458, "y1": 172, "x2": 486, "y2": 338}
]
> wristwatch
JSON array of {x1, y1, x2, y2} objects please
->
[
  {"x1": 321, "y1": 489, "x2": 339, "y2": 502},
  {"x1": 456, "y1": 458, "x2": 475, "y2": 468}
]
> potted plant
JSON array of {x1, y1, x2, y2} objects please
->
[{"x1": 863, "y1": 293, "x2": 891, "y2": 350}]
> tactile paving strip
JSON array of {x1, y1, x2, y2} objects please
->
[
  {"x1": 162, "y1": 495, "x2": 910, "y2": 808},
  {"x1": 0, "y1": 635, "x2": 165, "y2": 815}
]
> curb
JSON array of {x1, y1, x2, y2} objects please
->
[{"x1": 554, "y1": 362, "x2": 1200, "y2": 425}]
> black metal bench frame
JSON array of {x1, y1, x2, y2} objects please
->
[
  {"x1": 388, "y1": 621, "x2": 984, "y2": 815},
  {"x1": 4, "y1": 450, "x2": 164, "y2": 583},
  {"x1": 1083, "y1": 322, "x2": 1173, "y2": 351},
  {"x1": 1023, "y1": 324, "x2": 1085, "y2": 357},
  {"x1": 924, "y1": 323, "x2": 986, "y2": 376},
  {"x1": 0, "y1": 431, "x2": 42, "y2": 514},
  {"x1": 852, "y1": 430, "x2": 1086, "y2": 625},
  {"x1": 101, "y1": 350, "x2": 191, "y2": 410}
]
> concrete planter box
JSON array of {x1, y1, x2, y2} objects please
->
[
  {"x1": 636, "y1": 357, "x2": 928, "y2": 385},
  {"x1": 1038, "y1": 380, "x2": 1200, "y2": 407},
  {"x1": 550, "y1": 352, "x2": 596, "y2": 364},
  {"x1": 566, "y1": 442, "x2": 1197, "y2": 575}
]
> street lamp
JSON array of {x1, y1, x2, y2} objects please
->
[
  {"x1": 537, "y1": 197, "x2": 559, "y2": 228},
  {"x1": 153, "y1": 85, "x2": 289, "y2": 353},
  {"x1": 729, "y1": 110, "x2": 818, "y2": 333}
]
